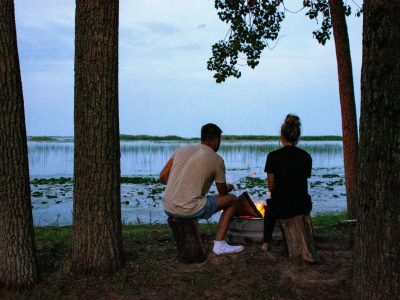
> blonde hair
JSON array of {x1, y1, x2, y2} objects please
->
[{"x1": 281, "y1": 114, "x2": 301, "y2": 145}]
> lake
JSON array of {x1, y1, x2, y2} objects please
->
[{"x1": 28, "y1": 140, "x2": 346, "y2": 226}]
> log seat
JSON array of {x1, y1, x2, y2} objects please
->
[
  {"x1": 168, "y1": 217, "x2": 208, "y2": 264},
  {"x1": 279, "y1": 215, "x2": 318, "y2": 263}
]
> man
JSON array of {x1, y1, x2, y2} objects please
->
[{"x1": 160, "y1": 123, "x2": 243, "y2": 255}]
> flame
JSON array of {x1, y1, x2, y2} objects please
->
[
  {"x1": 250, "y1": 172, "x2": 257, "y2": 177},
  {"x1": 254, "y1": 201, "x2": 265, "y2": 217}
]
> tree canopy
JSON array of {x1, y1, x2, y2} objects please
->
[{"x1": 207, "y1": 0, "x2": 361, "y2": 83}]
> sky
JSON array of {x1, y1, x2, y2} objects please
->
[{"x1": 14, "y1": 0, "x2": 363, "y2": 137}]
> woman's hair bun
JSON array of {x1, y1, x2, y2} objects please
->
[
  {"x1": 281, "y1": 114, "x2": 301, "y2": 145},
  {"x1": 284, "y1": 114, "x2": 301, "y2": 127}
]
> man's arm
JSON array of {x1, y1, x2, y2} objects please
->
[
  {"x1": 216, "y1": 182, "x2": 234, "y2": 196},
  {"x1": 160, "y1": 158, "x2": 174, "y2": 184}
]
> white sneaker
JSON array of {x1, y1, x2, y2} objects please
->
[{"x1": 213, "y1": 240, "x2": 244, "y2": 255}]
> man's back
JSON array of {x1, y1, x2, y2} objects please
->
[{"x1": 163, "y1": 144, "x2": 225, "y2": 216}]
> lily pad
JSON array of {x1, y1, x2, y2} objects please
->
[{"x1": 32, "y1": 191, "x2": 43, "y2": 197}]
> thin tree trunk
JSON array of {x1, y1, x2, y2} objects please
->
[
  {"x1": 72, "y1": 0, "x2": 123, "y2": 274},
  {"x1": 0, "y1": 0, "x2": 37, "y2": 287},
  {"x1": 354, "y1": 1, "x2": 400, "y2": 298},
  {"x1": 328, "y1": 0, "x2": 358, "y2": 219}
]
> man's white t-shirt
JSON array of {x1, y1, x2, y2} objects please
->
[{"x1": 163, "y1": 144, "x2": 226, "y2": 216}]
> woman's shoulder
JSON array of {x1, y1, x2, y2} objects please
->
[
  {"x1": 294, "y1": 146, "x2": 312, "y2": 160},
  {"x1": 296, "y1": 146, "x2": 311, "y2": 155},
  {"x1": 268, "y1": 146, "x2": 310, "y2": 158},
  {"x1": 267, "y1": 147, "x2": 282, "y2": 158}
]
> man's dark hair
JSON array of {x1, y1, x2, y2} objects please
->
[{"x1": 201, "y1": 123, "x2": 222, "y2": 141}]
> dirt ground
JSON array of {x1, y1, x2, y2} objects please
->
[
  {"x1": 137, "y1": 225, "x2": 354, "y2": 300},
  {"x1": 1, "y1": 223, "x2": 355, "y2": 300}
]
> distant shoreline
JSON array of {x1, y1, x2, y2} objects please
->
[{"x1": 28, "y1": 135, "x2": 343, "y2": 142}]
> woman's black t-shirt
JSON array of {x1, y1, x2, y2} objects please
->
[{"x1": 264, "y1": 145, "x2": 312, "y2": 218}]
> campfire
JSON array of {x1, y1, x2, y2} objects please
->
[
  {"x1": 255, "y1": 201, "x2": 265, "y2": 217},
  {"x1": 232, "y1": 172, "x2": 265, "y2": 218},
  {"x1": 235, "y1": 192, "x2": 265, "y2": 219},
  {"x1": 226, "y1": 192, "x2": 281, "y2": 244}
]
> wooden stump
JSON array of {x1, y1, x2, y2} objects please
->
[
  {"x1": 279, "y1": 215, "x2": 317, "y2": 263},
  {"x1": 168, "y1": 217, "x2": 208, "y2": 264}
]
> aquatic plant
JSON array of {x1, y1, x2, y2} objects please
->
[
  {"x1": 121, "y1": 177, "x2": 161, "y2": 185},
  {"x1": 31, "y1": 177, "x2": 72, "y2": 185}
]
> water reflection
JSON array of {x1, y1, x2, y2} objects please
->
[
  {"x1": 28, "y1": 140, "x2": 346, "y2": 226},
  {"x1": 28, "y1": 140, "x2": 343, "y2": 177},
  {"x1": 28, "y1": 142, "x2": 74, "y2": 177}
]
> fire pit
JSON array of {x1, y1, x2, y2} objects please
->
[
  {"x1": 225, "y1": 192, "x2": 282, "y2": 244},
  {"x1": 226, "y1": 217, "x2": 282, "y2": 244}
]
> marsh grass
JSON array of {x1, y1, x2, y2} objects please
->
[
  {"x1": 120, "y1": 134, "x2": 188, "y2": 141},
  {"x1": 28, "y1": 134, "x2": 343, "y2": 142},
  {"x1": 119, "y1": 134, "x2": 342, "y2": 141}
]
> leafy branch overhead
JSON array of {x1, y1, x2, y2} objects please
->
[{"x1": 207, "y1": 0, "x2": 359, "y2": 83}]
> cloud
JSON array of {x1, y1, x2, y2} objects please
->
[
  {"x1": 14, "y1": 0, "x2": 362, "y2": 136},
  {"x1": 142, "y1": 22, "x2": 180, "y2": 35},
  {"x1": 15, "y1": 1, "x2": 75, "y2": 31}
]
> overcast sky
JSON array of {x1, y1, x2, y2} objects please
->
[{"x1": 15, "y1": 0, "x2": 363, "y2": 137}]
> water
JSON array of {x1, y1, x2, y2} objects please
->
[
  {"x1": 29, "y1": 140, "x2": 343, "y2": 176},
  {"x1": 28, "y1": 140, "x2": 346, "y2": 226}
]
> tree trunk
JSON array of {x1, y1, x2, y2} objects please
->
[
  {"x1": 280, "y1": 215, "x2": 317, "y2": 263},
  {"x1": 168, "y1": 217, "x2": 208, "y2": 263},
  {"x1": 0, "y1": 0, "x2": 37, "y2": 287},
  {"x1": 72, "y1": 0, "x2": 123, "y2": 274},
  {"x1": 328, "y1": 0, "x2": 358, "y2": 219},
  {"x1": 354, "y1": 1, "x2": 400, "y2": 298}
]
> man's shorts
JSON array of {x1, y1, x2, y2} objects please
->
[{"x1": 165, "y1": 195, "x2": 219, "y2": 220}]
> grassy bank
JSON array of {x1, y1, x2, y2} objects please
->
[
  {"x1": 1, "y1": 212, "x2": 352, "y2": 299},
  {"x1": 28, "y1": 135, "x2": 343, "y2": 142},
  {"x1": 312, "y1": 211, "x2": 347, "y2": 229}
]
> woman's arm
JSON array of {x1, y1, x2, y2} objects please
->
[{"x1": 267, "y1": 173, "x2": 275, "y2": 193}]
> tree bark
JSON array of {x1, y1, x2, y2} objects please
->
[
  {"x1": 0, "y1": 0, "x2": 37, "y2": 287},
  {"x1": 328, "y1": 0, "x2": 358, "y2": 219},
  {"x1": 168, "y1": 217, "x2": 208, "y2": 263},
  {"x1": 280, "y1": 215, "x2": 317, "y2": 263},
  {"x1": 354, "y1": 1, "x2": 400, "y2": 298},
  {"x1": 72, "y1": 0, "x2": 123, "y2": 274}
]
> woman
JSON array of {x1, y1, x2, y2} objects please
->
[{"x1": 262, "y1": 114, "x2": 312, "y2": 251}]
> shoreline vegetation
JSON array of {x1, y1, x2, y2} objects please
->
[{"x1": 28, "y1": 134, "x2": 343, "y2": 142}]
